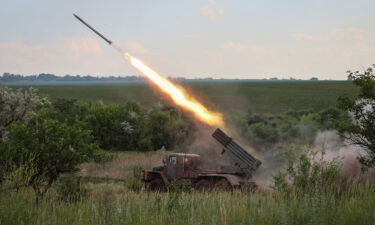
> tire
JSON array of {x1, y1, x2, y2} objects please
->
[
  {"x1": 214, "y1": 178, "x2": 232, "y2": 191},
  {"x1": 241, "y1": 181, "x2": 258, "y2": 193},
  {"x1": 147, "y1": 178, "x2": 166, "y2": 192},
  {"x1": 195, "y1": 179, "x2": 212, "y2": 192},
  {"x1": 247, "y1": 181, "x2": 258, "y2": 192}
]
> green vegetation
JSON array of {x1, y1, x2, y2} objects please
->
[
  {"x1": 335, "y1": 66, "x2": 375, "y2": 169},
  {"x1": 0, "y1": 162, "x2": 373, "y2": 225},
  {"x1": 10, "y1": 81, "x2": 357, "y2": 114},
  {"x1": 0, "y1": 108, "x2": 99, "y2": 203},
  {"x1": 273, "y1": 150, "x2": 346, "y2": 195},
  {"x1": 1, "y1": 73, "x2": 374, "y2": 225},
  {"x1": 232, "y1": 107, "x2": 342, "y2": 150},
  {"x1": 48, "y1": 98, "x2": 191, "y2": 151}
]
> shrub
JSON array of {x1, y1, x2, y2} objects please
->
[
  {"x1": 335, "y1": 65, "x2": 375, "y2": 169},
  {"x1": 50, "y1": 99, "x2": 192, "y2": 151},
  {"x1": 234, "y1": 108, "x2": 341, "y2": 151},
  {"x1": 272, "y1": 149, "x2": 343, "y2": 196},
  {"x1": 92, "y1": 150, "x2": 115, "y2": 164},
  {"x1": 249, "y1": 123, "x2": 279, "y2": 146},
  {"x1": 54, "y1": 176, "x2": 87, "y2": 203},
  {"x1": 124, "y1": 165, "x2": 144, "y2": 192},
  {"x1": 0, "y1": 85, "x2": 49, "y2": 138},
  {"x1": 0, "y1": 109, "x2": 98, "y2": 203},
  {"x1": 143, "y1": 105, "x2": 191, "y2": 150}
]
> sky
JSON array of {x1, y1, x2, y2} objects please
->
[{"x1": 1, "y1": 0, "x2": 375, "y2": 80}]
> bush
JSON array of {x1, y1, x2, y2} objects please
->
[
  {"x1": 50, "y1": 99, "x2": 192, "y2": 151},
  {"x1": 92, "y1": 150, "x2": 115, "y2": 164},
  {"x1": 249, "y1": 123, "x2": 279, "y2": 146},
  {"x1": 143, "y1": 105, "x2": 191, "y2": 150},
  {"x1": 335, "y1": 65, "x2": 375, "y2": 169},
  {"x1": 54, "y1": 176, "x2": 87, "y2": 203},
  {"x1": 0, "y1": 155, "x2": 38, "y2": 191},
  {"x1": 272, "y1": 149, "x2": 344, "y2": 196},
  {"x1": 124, "y1": 165, "x2": 144, "y2": 192},
  {"x1": 232, "y1": 108, "x2": 342, "y2": 151},
  {"x1": 0, "y1": 85, "x2": 49, "y2": 138},
  {"x1": 0, "y1": 109, "x2": 98, "y2": 202}
]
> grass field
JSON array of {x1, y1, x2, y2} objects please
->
[
  {"x1": 9, "y1": 81, "x2": 357, "y2": 114},
  {"x1": 1, "y1": 185, "x2": 374, "y2": 225},
  {"x1": 1, "y1": 151, "x2": 374, "y2": 225}
]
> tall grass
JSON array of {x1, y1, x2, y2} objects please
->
[{"x1": 1, "y1": 180, "x2": 373, "y2": 225}]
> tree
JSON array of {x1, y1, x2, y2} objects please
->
[
  {"x1": 48, "y1": 98, "x2": 191, "y2": 151},
  {"x1": 75, "y1": 101, "x2": 142, "y2": 150},
  {"x1": 141, "y1": 105, "x2": 191, "y2": 151},
  {"x1": 336, "y1": 65, "x2": 375, "y2": 169},
  {"x1": 0, "y1": 109, "x2": 98, "y2": 203},
  {"x1": 0, "y1": 85, "x2": 49, "y2": 138}
]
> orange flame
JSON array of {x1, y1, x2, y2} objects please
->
[{"x1": 122, "y1": 52, "x2": 223, "y2": 127}]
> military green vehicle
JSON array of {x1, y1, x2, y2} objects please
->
[{"x1": 142, "y1": 128, "x2": 262, "y2": 191}]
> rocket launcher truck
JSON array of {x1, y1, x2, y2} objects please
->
[{"x1": 143, "y1": 128, "x2": 262, "y2": 191}]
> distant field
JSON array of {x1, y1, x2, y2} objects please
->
[{"x1": 9, "y1": 81, "x2": 357, "y2": 114}]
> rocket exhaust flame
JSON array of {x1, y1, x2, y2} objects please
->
[
  {"x1": 123, "y1": 51, "x2": 224, "y2": 126},
  {"x1": 74, "y1": 14, "x2": 223, "y2": 126}
]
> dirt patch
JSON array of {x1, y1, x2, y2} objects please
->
[{"x1": 79, "y1": 151, "x2": 167, "y2": 179}]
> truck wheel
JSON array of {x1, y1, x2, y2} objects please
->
[
  {"x1": 195, "y1": 179, "x2": 212, "y2": 192},
  {"x1": 241, "y1": 181, "x2": 258, "y2": 192},
  {"x1": 147, "y1": 178, "x2": 166, "y2": 192},
  {"x1": 247, "y1": 181, "x2": 258, "y2": 192},
  {"x1": 214, "y1": 178, "x2": 232, "y2": 191}
]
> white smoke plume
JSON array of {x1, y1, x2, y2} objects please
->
[{"x1": 313, "y1": 130, "x2": 373, "y2": 180}]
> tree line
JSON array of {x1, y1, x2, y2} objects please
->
[
  {"x1": 0, "y1": 73, "x2": 143, "y2": 83},
  {"x1": 2, "y1": 72, "x2": 344, "y2": 83}
]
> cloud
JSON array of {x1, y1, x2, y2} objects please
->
[
  {"x1": 184, "y1": 34, "x2": 201, "y2": 39},
  {"x1": 200, "y1": 0, "x2": 224, "y2": 21},
  {"x1": 125, "y1": 41, "x2": 153, "y2": 55},
  {"x1": 0, "y1": 37, "x2": 174, "y2": 77},
  {"x1": 0, "y1": 38, "x2": 104, "y2": 59},
  {"x1": 1, "y1": 26, "x2": 374, "y2": 80},
  {"x1": 293, "y1": 28, "x2": 367, "y2": 44},
  {"x1": 0, "y1": 38, "x2": 128, "y2": 76},
  {"x1": 200, "y1": 27, "x2": 375, "y2": 79},
  {"x1": 62, "y1": 37, "x2": 103, "y2": 57},
  {"x1": 222, "y1": 41, "x2": 256, "y2": 52},
  {"x1": 287, "y1": 27, "x2": 375, "y2": 77},
  {"x1": 292, "y1": 33, "x2": 319, "y2": 41},
  {"x1": 331, "y1": 27, "x2": 365, "y2": 41},
  {"x1": 222, "y1": 41, "x2": 269, "y2": 55},
  {"x1": 292, "y1": 27, "x2": 375, "y2": 56},
  {"x1": 0, "y1": 42, "x2": 45, "y2": 53}
]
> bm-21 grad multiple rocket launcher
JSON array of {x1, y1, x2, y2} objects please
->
[
  {"x1": 143, "y1": 128, "x2": 262, "y2": 191},
  {"x1": 72, "y1": 14, "x2": 262, "y2": 191}
]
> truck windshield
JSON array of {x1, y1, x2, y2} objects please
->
[{"x1": 169, "y1": 156, "x2": 177, "y2": 165}]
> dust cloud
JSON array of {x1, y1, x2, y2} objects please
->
[
  {"x1": 179, "y1": 124, "x2": 234, "y2": 170},
  {"x1": 179, "y1": 124, "x2": 373, "y2": 190},
  {"x1": 313, "y1": 130, "x2": 373, "y2": 181}
]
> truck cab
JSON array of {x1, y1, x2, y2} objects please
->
[
  {"x1": 164, "y1": 153, "x2": 200, "y2": 180},
  {"x1": 145, "y1": 153, "x2": 201, "y2": 190}
]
